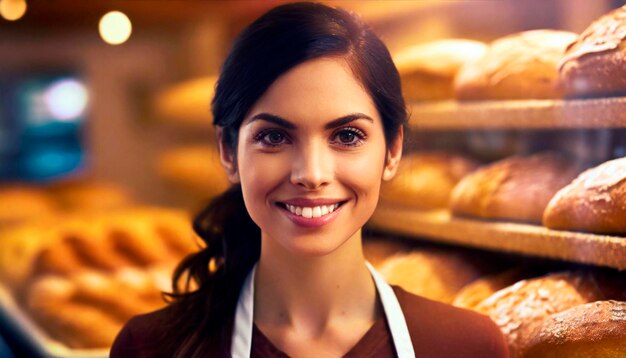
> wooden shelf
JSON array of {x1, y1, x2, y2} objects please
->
[
  {"x1": 408, "y1": 97, "x2": 626, "y2": 130},
  {"x1": 368, "y1": 206, "x2": 626, "y2": 271}
]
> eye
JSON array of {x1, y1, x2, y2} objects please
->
[
  {"x1": 331, "y1": 127, "x2": 366, "y2": 147},
  {"x1": 254, "y1": 129, "x2": 290, "y2": 147}
]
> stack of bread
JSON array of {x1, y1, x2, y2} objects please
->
[
  {"x1": 453, "y1": 269, "x2": 626, "y2": 357},
  {"x1": 0, "y1": 207, "x2": 200, "y2": 349}
]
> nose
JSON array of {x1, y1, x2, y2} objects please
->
[{"x1": 290, "y1": 141, "x2": 333, "y2": 190}]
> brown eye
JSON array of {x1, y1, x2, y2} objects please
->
[
  {"x1": 267, "y1": 131, "x2": 285, "y2": 144},
  {"x1": 332, "y1": 127, "x2": 365, "y2": 147},
  {"x1": 338, "y1": 131, "x2": 356, "y2": 144}
]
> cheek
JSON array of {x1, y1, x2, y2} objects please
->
[
  {"x1": 238, "y1": 149, "x2": 291, "y2": 204},
  {"x1": 338, "y1": 149, "x2": 386, "y2": 201}
]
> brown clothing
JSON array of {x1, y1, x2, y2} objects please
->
[{"x1": 111, "y1": 285, "x2": 509, "y2": 357}]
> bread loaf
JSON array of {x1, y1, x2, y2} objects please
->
[
  {"x1": 393, "y1": 39, "x2": 487, "y2": 101},
  {"x1": 381, "y1": 152, "x2": 478, "y2": 210},
  {"x1": 558, "y1": 5, "x2": 626, "y2": 98},
  {"x1": 455, "y1": 30, "x2": 577, "y2": 99},
  {"x1": 543, "y1": 157, "x2": 626, "y2": 234},
  {"x1": 522, "y1": 300, "x2": 626, "y2": 358},
  {"x1": 450, "y1": 152, "x2": 582, "y2": 223}
]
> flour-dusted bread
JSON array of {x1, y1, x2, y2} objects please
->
[
  {"x1": 543, "y1": 156, "x2": 626, "y2": 234},
  {"x1": 522, "y1": 300, "x2": 626, "y2": 358},
  {"x1": 558, "y1": 5, "x2": 626, "y2": 98}
]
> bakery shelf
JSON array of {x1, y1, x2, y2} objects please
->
[
  {"x1": 0, "y1": 284, "x2": 108, "y2": 358},
  {"x1": 368, "y1": 205, "x2": 626, "y2": 271},
  {"x1": 408, "y1": 97, "x2": 626, "y2": 130}
]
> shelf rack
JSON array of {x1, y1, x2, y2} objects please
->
[
  {"x1": 368, "y1": 207, "x2": 626, "y2": 271},
  {"x1": 408, "y1": 97, "x2": 626, "y2": 130}
]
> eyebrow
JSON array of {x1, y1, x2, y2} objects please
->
[{"x1": 247, "y1": 113, "x2": 374, "y2": 130}]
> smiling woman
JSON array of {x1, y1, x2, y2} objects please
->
[{"x1": 111, "y1": 2, "x2": 509, "y2": 357}]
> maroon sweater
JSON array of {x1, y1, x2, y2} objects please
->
[{"x1": 111, "y1": 285, "x2": 509, "y2": 357}]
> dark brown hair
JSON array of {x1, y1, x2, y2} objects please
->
[{"x1": 162, "y1": 2, "x2": 407, "y2": 356}]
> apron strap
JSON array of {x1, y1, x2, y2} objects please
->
[
  {"x1": 366, "y1": 262, "x2": 416, "y2": 358},
  {"x1": 231, "y1": 263, "x2": 256, "y2": 358}
]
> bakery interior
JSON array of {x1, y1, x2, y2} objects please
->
[{"x1": 1, "y1": 0, "x2": 626, "y2": 356}]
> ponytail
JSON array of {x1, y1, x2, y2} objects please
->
[{"x1": 160, "y1": 185, "x2": 260, "y2": 357}]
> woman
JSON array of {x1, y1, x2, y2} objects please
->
[{"x1": 111, "y1": 3, "x2": 508, "y2": 357}]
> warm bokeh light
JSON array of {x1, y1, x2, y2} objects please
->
[
  {"x1": 44, "y1": 79, "x2": 89, "y2": 121},
  {"x1": 0, "y1": 0, "x2": 27, "y2": 21},
  {"x1": 98, "y1": 11, "x2": 132, "y2": 45}
]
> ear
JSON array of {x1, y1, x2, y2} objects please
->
[
  {"x1": 382, "y1": 126, "x2": 403, "y2": 181},
  {"x1": 216, "y1": 127, "x2": 240, "y2": 184}
]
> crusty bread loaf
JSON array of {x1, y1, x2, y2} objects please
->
[
  {"x1": 393, "y1": 39, "x2": 487, "y2": 101},
  {"x1": 455, "y1": 30, "x2": 577, "y2": 99},
  {"x1": 474, "y1": 271, "x2": 605, "y2": 358},
  {"x1": 558, "y1": 5, "x2": 626, "y2": 98},
  {"x1": 381, "y1": 152, "x2": 479, "y2": 210},
  {"x1": 543, "y1": 157, "x2": 626, "y2": 234},
  {"x1": 157, "y1": 145, "x2": 230, "y2": 198},
  {"x1": 378, "y1": 249, "x2": 484, "y2": 303},
  {"x1": 449, "y1": 152, "x2": 582, "y2": 223},
  {"x1": 522, "y1": 300, "x2": 626, "y2": 358}
]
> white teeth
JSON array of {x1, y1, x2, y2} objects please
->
[{"x1": 284, "y1": 203, "x2": 341, "y2": 218}]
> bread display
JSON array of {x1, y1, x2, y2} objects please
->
[
  {"x1": 25, "y1": 268, "x2": 169, "y2": 349},
  {"x1": 0, "y1": 206, "x2": 200, "y2": 349},
  {"x1": 474, "y1": 271, "x2": 606, "y2": 357},
  {"x1": 393, "y1": 39, "x2": 487, "y2": 101},
  {"x1": 522, "y1": 300, "x2": 626, "y2": 358},
  {"x1": 380, "y1": 152, "x2": 479, "y2": 210},
  {"x1": 377, "y1": 248, "x2": 484, "y2": 303},
  {"x1": 157, "y1": 145, "x2": 230, "y2": 198},
  {"x1": 543, "y1": 157, "x2": 626, "y2": 234},
  {"x1": 558, "y1": 5, "x2": 626, "y2": 98},
  {"x1": 455, "y1": 30, "x2": 577, "y2": 99},
  {"x1": 449, "y1": 152, "x2": 582, "y2": 223}
]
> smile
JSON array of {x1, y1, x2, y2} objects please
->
[{"x1": 285, "y1": 203, "x2": 339, "y2": 218}]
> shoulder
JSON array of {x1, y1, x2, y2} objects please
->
[
  {"x1": 110, "y1": 306, "x2": 173, "y2": 358},
  {"x1": 392, "y1": 285, "x2": 509, "y2": 358}
]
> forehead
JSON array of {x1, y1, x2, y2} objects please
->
[{"x1": 244, "y1": 57, "x2": 380, "y2": 125}]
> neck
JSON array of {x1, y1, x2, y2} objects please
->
[{"x1": 253, "y1": 230, "x2": 379, "y2": 336}]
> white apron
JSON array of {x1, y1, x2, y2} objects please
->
[{"x1": 230, "y1": 262, "x2": 415, "y2": 358}]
